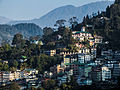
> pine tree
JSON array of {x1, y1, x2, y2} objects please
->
[
  {"x1": 106, "y1": 6, "x2": 110, "y2": 18},
  {"x1": 115, "y1": 0, "x2": 120, "y2": 4}
]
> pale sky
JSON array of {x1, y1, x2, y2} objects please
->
[{"x1": 0, "y1": 0, "x2": 114, "y2": 20}]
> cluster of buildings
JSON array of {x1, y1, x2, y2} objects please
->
[
  {"x1": 43, "y1": 26, "x2": 120, "y2": 86},
  {"x1": 1, "y1": 26, "x2": 120, "y2": 89},
  {"x1": 44, "y1": 49, "x2": 120, "y2": 86},
  {"x1": 72, "y1": 26, "x2": 103, "y2": 48},
  {"x1": 0, "y1": 69, "x2": 40, "y2": 89}
]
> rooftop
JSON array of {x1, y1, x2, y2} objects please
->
[
  {"x1": 64, "y1": 61, "x2": 86, "y2": 65},
  {"x1": 74, "y1": 31, "x2": 90, "y2": 34}
]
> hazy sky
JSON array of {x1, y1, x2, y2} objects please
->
[{"x1": 0, "y1": 0, "x2": 114, "y2": 20}]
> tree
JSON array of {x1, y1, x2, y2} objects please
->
[
  {"x1": 12, "y1": 33, "x2": 23, "y2": 45},
  {"x1": 69, "y1": 17, "x2": 78, "y2": 29},
  {"x1": 42, "y1": 79, "x2": 56, "y2": 89},
  {"x1": 43, "y1": 27, "x2": 54, "y2": 36},
  {"x1": 115, "y1": 0, "x2": 120, "y2": 4},
  {"x1": 9, "y1": 82, "x2": 20, "y2": 90},
  {"x1": 83, "y1": 15, "x2": 90, "y2": 25},
  {"x1": 28, "y1": 86, "x2": 37, "y2": 90},
  {"x1": 0, "y1": 62, "x2": 3, "y2": 70},
  {"x1": 9, "y1": 67, "x2": 16, "y2": 71},
  {"x1": 2, "y1": 44, "x2": 11, "y2": 52},
  {"x1": 61, "y1": 84, "x2": 72, "y2": 90},
  {"x1": 2, "y1": 64, "x2": 9, "y2": 71},
  {"x1": 106, "y1": 6, "x2": 110, "y2": 18},
  {"x1": 54, "y1": 19, "x2": 66, "y2": 28},
  {"x1": 13, "y1": 60, "x2": 18, "y2": 68},
  {"x1": 12, "y1": 33, "x2": 26, "y2": 48},
  {"x1": 104, "y1": 21, "x2": 110, "y2": 37},
  {"x1": 98, "y1": 11, "x2": 100, "y2": 16}
]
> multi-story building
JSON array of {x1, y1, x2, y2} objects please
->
[
  {"x1": 94, "y1": 35, "x2": 103, "y2": 44},
  {"x1": 112, "y1": 63, "x2": 120, "y2": 78},
  {"x1": 78, "y1": 54, "x2": 85, "y2": 64},
  {"x1": 57, "y1": 65, "x2": 64, "y2": 74},
  {"x1": 2, "y1": 72, "x2": 15, "y2": 82},
  {"x1": 77, "y1": 77, "x2": 92, "y2": 86},
  {"x1": 85, "y1": 66, "x2": 92, "y2": 78},
  {"x1": 2, "y1": 72, "x2": 11, "y2": 82},
  {"x1": 91, "y1": 68, "x2": 102, "y2": 82},
  {"x1": 70, "y1": 54, "x2": 78, "y2": 63},
  {"x1": 102, "y1": 66, "x2": 111, "y2": 81},
  {"x1": 91, "y1": 48, "x2": 97, "y2": 58},
  {"x1": 89, "y1": 39, "x2": 95, "y2": 46},
  {"x1": 71, "y1": 62, "x2": 79, "y2": 76},
  {"x1": 57, "y1": 75, "x2": 67, "y2": 86},
  {"x1": 101, "y1": 49, "x2": 114, "y2": 59},
  {"x1": 44, "y1": 50, "x2": 56, "y2": 56},
  {"x1": 114, "y1": 51, "x2": 120, "y2": 59},
  {"x1": 78, "y1": 53, "x2": 91, "y2": 64},
  {"x1": 78, "y1": 66, "x2": 85, "y2": 78},
  {"x1": 14, "y1": 71, "x2": 21, "y2": 80},
  {"x1": 79, "y1": 48, "x2": 90, "y2": 54},
  {"x1": 72, "y1": 27, "x2": 92, "y2": 42},
  {"x1": 64, "y1": 55, "x2": 70, "y2": 64},
  {"x1": 60, "y1": 51, "x2": 77, "y2": 56}
]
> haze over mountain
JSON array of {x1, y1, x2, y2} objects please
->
[
  {"x1": 0, "y1": 16, "x2": 11, "y2": 24},
  {"x1": 0, "y1": 23, "x2": 43, "y2": 45},
  {"x1": 8, "y1": 1, "x2": 114, "y2": 27}
]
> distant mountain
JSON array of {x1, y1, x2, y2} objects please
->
[
  {"x1": 0, "y1": 23, "x2": 43, "y2": 44},
  {"x1": 9, "y1": 1, "x2": 114, "y2": 27},
  {"x1": 0, "y1": 16, "x2": 11, "y2": 24}
]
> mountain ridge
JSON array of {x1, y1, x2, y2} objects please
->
[
  {"x1": 8, "y1": 1, "x2": 114, "y2": 27},
  {"x1": 0, "y1": 23, "x2": 43, "y2": 45},
  {"x1": 0, "y1": 16, "x2": 11, "y2": 24}
]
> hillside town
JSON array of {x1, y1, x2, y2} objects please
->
[
  {"x1": 0, "y1": 0, "x2": 120, "y2": 90},
  {"x1": 0, "y1": 24, "x2": 120, "y2": 90}
]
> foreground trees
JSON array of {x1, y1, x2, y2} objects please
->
[{"x1": 0, "y1": 82, "x2": 20, "y2": 90}]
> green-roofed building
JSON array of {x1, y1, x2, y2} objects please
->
[{"x1": 22, "y1": 56, "x2": 27, "y2": 59}]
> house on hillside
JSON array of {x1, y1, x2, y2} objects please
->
[
  {"x1": 72, "y1": 26, "x2": 92, "y2": 42},
  {"x1": 91, "y1": 68, "x2": 102, "y2": 82},
  {"x1": 94, "y1": 35, "x2": 103, "y2": 44},
  {"x1": 30, "y1": 40, "x2": 43, "y2": 45},
  {"x1": 78, "y1": 53, "x2": 91, "y2": 64},
  {"x1": 102, "y1": 66, "x2": 111, "y2": 81},
  {"x1": 44, "y1": 50, "x2": 56, "y2": 56}
]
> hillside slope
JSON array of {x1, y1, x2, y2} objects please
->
[{"x1": 0, "y1": 23, "x2": 43, "y2": 44}]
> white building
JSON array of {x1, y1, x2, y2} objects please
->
[
  {"x1": 102, "y1": 66, "x2": 111, "y2": 81},
  {"x1": 91, "y1": 48, "x2": 97, "y2": 58},
  {"x1": 78, "y1": 54, "x2": 91, "y2": 64},
  {"x1": 72, "y1": 26, "x2": 92, "y2": 42},
  {"x1": 2, "y1": 72, "x2": 10, "y2": 82},
  {"x1": 2, "y1": 72, "x2": 15, "y2": 82}
]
